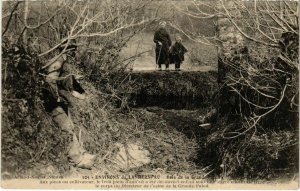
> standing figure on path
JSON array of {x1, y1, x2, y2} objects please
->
[
  {"x1": 170, "y1": 35, "x2": 187, "y2": 71},
  {"x1": 153, "y1": 21, "x2": 172, "y2": 71}
]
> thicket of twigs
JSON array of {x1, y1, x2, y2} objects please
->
[
  {"x1": 202, "y1": 33, "x2": 299, "y2": 179},
  {"x1": 1, "y1": 0, "x2": 156, "y2": 177},
  {"x1": 1, "y1": 43, "x2": 72, "y2": 177},
  {"x1": 178, "y1": 1, "x2": 299, "y2": 179},
  {"x1": 1, "y1": 42, "x2": 145, "y2": 176},
  {"x1": 230, "y1": 29, "x2": 297, "y2": 180},
  {"x1": 2, "y1": 0, "x2": 204, "y2": 177},
  {"x1": 2, "y1": 0, "x2": 298, "y2": 180},
  {"x1": 1, "y1": 42, "x2": 205, "y2": 176}
]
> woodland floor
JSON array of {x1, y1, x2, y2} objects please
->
[{"x1": 66, "y1": 106, "x2": 211, "y2": 178}]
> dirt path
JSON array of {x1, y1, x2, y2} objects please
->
[{"x1": 130, "y1": 65, "x2": 217, "y2": 72}]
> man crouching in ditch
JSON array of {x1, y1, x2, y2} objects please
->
[{"x1": 41, "y1": 41, "x2": 96, "y2": 169}]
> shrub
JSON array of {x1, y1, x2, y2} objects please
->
[
  {"x1": 203, "y1": 31, "x2": 299, "y2": 179},
  {"x1": 1, "y1": 43, "x2": 70, "y2": 177}
]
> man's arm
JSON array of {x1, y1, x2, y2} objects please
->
[
  {"x1": 153, "y1": 31, "x2": 160, "y2": 43},
  {"x1": 182, "y1": 44, "x2": 187, "y2": 53},
  {"x1": 167, "y1": 33, "x2": 172, "y2": 47}
]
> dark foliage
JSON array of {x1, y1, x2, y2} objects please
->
[
  {"x1": 201, "y1": 31, "x2": 299, "y2": 179},
  {"x1": 2, "y1": 44, "x2": 70, "y2": 178}
]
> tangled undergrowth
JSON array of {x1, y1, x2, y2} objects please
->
[
  {"x1": 199, "y1": 31, "x2": 299, "y2": 180},
  {"x1": 1, "y1": 26, "x2": 298, "y2": 181},
  {"x1": 2, "y1": 44, "x2": 71, "y2": 177},
  {"x1": 1, "y1": 42, "x2": 207, "y2": 178},
  {"x1": 47, "y1": 63, "x2": 208, "y2": 176},
  {"x1": 1, "y1": 42, "x2": 133, "y2": 177}
]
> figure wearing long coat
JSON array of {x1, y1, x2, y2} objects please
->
[
  {"x1": 153, "y1": 27, "x2": 172, "y2": 68},
  {"x1": 170, "y1": 42, "x2": 187, "y2": 62}
]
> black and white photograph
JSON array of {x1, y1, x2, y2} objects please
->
[{"x1": 1, "y1": 0, "x2": 299, "y2": 189}]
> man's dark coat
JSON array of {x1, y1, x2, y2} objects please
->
[{"x1": 153, "y1": 27, "x2": 172, "y2": 65}]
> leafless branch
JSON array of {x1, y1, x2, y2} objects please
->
[{"x1": 2, "y1": 1, "x2": 21, "y2": 36}]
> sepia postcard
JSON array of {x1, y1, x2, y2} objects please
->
[{"x1": 1, "y1": 0, "x2": 299, "y2": 189}]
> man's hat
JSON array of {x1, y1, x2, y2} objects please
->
[
  {"x1": 159, "y1": 21, "x2": 167, "y2": 26},
  {"x1": 175, "y1": 34, "x2": 182, "y2": 41}
]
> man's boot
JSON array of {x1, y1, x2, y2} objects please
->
[
  {"x1": 51, "y1": 107, "x2": 96, "y2": 169},
  {"x1": 68, "y1": 134, "x2": 96, "y2": 169}
]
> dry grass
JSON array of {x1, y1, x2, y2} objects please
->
[
  {"x1": 62, "y1": 74, "x2": 211, "y2": 176},
  {"x1": 1, "y1": 46, "x2": 212, "y2": 178}
]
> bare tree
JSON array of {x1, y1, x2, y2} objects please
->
[
  {"x1": 2, "y1": 0, "x2": 156, "y2": 61},
  {"x1": 170, "y1": 0, "x2": 298, "y2": 137}
]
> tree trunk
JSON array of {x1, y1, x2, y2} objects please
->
[{"x1": 23, "y1": 0, "x2": 29, "y2": 45}]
